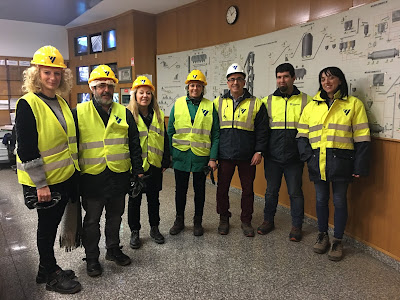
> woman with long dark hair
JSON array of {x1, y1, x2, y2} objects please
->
[{"x1": 297, "y1": 67, "x2": 370, "y2": 261}]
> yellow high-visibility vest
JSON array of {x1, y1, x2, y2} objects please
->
[
  {"x1": 172, "y1": 96, "x2": 213, "y2": 156},
  {"x1": 262, "y1": 92, "x2": 311, "y2": 129},
  {"x1": 297, "y1": 91, "x2": 370, "y2": 180},
  {"x1": 16, "y1": 92, "x2": 79, "y2": 187},
  {"x1": 77, "y1": 101, "x2": 131, "y2": 175},
  {"x1": 214, "y1": 96, "x2": 263, "y2": 131},
  {"x1": 137, "y1": 109, "x2": 165, "y2": 171}
]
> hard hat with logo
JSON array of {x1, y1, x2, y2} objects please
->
[
  {"x1": 131, "y1": 76, "x2": 155, "y2": 91},
  {"x1": 88, "y1": 65, "x2": 119, "y2": 84},
  {"x1": 226, "y1": 63, "x2": 246, "y2": 79},
  {"x1": 185, "y1": 70, "x2": 207, "y2": 86},
  {"x1": 31, "y1": 45, "x2": 67, "y2": 69}
]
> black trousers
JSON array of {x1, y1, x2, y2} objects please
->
[
  {"x1": 174, "y1": 169, "x2": 206, "y2": 218},
  {"x1": 82, "y1": 194, "x2": 125, "y2": 259},
  {"x1": 36, "y1": 195, "x2": 68, "y2": 274},
  {"x1": 128, "y1": 190, "x2": 160, "y2": 231},
  {"x1": 128, "y1": 165, "x2": 163, "y2": 231}
]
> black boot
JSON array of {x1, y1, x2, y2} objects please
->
[
  {"x1": 36, "y1": 265, "x2": 75, "y2": 284},
  {"x1": 193, "y1": 216, "x2": 204, "y2": 236},
  {"x1": 84, "y1": 257, "x2": 102, "y2": 277},
  {"x1": 150, "y1": 226, "x2": 165, "y2": 244},
  {"x1": 46, "y1": 269, "x2": 81, "y2": 294},
  {"x1": 130, "y1": 230, "x2": 141, "y2": 249},
  {"x1": 169, "y1": 215, "x2": 184, "y2": 235},
  {"x1": 105, "y1": 246, "x2": 131, "y2": 266}
]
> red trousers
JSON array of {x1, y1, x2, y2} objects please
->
[{"x1": 216, "y1": 159, "x2": 256, "y2": 223}]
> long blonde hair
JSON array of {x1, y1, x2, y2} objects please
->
[
  {"x1": 127, "y1": 88, "x2": 162, "y2": 124},
  {"x1": 21, "y1": 65, "x2": 73, "y2": 96}
]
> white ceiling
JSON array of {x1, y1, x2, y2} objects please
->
[{"x1": 0, "y1": 0, "x2": 198, "y2": 27}]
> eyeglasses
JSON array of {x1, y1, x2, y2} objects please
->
[
  {"x1": 227, "y1": 77, "x2": 245, "y2": 83},
  {"x1": 96, "y1": 83, "x2": 115, "y2": 90}
]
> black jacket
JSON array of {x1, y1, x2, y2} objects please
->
[
  {"x1": 218, "y1": 89, "x2": 269, "y2": 160},
  {"x1": 16, "y1": 93, "x2": 79, "y2": 198},
  {"x1": 72, "y1": 100, "x2": 144, "y2": 198},
  {"x1": 267, "y1": 86, "x2": 302, "y2": 164}
]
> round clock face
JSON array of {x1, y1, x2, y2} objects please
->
[{"x1": 226, "y1": 5, "x2": 238, "y2": 25}]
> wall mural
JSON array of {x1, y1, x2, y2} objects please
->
[{"x1": 157, "y1": 0, "x2": 400, "y2": 140}]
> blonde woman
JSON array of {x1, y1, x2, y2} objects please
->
[
  {"x1": 127, "y1": 76, "x2": 170, "y2": 249},
  {"x1": 15, "y1": 46, "x2": 81, "y2": 294}
]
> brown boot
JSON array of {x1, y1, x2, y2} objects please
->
[
  {"x1": 218, "y1": 215, "x2": 229, "y2": 235},
  {"x1": 328, "y1": 238, "x2": 343, "y2": 261},
  {"x1": 241, "y1": 222, "x2": 255, "y2": 237},
  {"x1": 193, "y1": 216, "x2": 204, "y2": 236},
  {"x1": 169, "y1": 215, "x2": 184, "y2": 235}
]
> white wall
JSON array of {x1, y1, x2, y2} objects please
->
[{"x1": 0, "y1": 19, "x2": 68, "y2": 59}]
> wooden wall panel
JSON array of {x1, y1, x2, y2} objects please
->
[
  {"x1": 310, "y1": 0, "x2": 352, "y2": 21},
  {"x1": 275, "y1": 0, "x2": 311, "y2": 30},
  {"x1": 0, "y1": 111, "x2": 10, "y2": 125},
  {"x1": 157, "y1": 12, "x2": 178, "y2": 55},
  {"x1": 133, "y1": 13, "x2": 157, "y2": 79},
  {"x1": 247, "y1": 0, "x2": 276, "y2": 37},
  {"x1": 68, "y1": 11, "x2": 156, "y2": 107}
]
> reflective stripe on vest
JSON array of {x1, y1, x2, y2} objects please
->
[
  {"x1": 137, "y1": 109, "x2": 165, "y2": 171},
  {"x1": 77, "y1": 101, "x2": 131, "y2": 175},
  {"x1": 172, "y1": 96, "x2": 213, "y2": 156},
  {"x1": 296, "y1": 91, "x2": 370, "y2": 180},
  {"x1": 265, "y1": 93, "x2": 308, "y2": 129},
  {"x1": 16, "y1": 92, "x2": 79, "y2": 187},
  {"x1": 216, "y1": 96, "x2": 261, "y2": 131}
]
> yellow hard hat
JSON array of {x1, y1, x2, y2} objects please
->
[
  {"x1": 88, "y1": 65, "x2": 118, "y2": 84},
  {"x1": 185, "y1": 70, "x2": 207, "y2": 86},
  {"x1": 31, "y1": 45, "x2": 67, "y2": 68},
  {"x1": 131, "y1": 76, "x2": 155, "y2": 91}
]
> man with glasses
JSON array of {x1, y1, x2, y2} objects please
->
[
  {"x1": 258, "y1": 63, "x2": 311, "y2": 242},
  {"x1": 214, "y1": 63, "x2": 268, "y2": 237},
  {"x1": 73, "y1": 65, "x2": 143, "y2": 277}
]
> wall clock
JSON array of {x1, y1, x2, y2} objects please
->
[{"x1": 226, "y1": 5, "x2": 239, "y2": 25}]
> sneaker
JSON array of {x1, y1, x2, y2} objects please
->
[
  {"x1": 257, "y1": 221, "x2": 275, "y2": 235},
  {"x1": 150, "y1": 226, "x2": 165, "y2": 244},
  {"x1": 218, "y1": 215, "x2": 229, "y2": 235},
  {"x1": 46, "y1": 269, "x2": 81, "y2": 294},
  {"x1": 193, "y1": 216, "x2": 204, "y2": 236},
  {"x1": 328, "y1": 238, "x2": 343, "y2": 261},
  {"x1": 84, "y1": 258, "x2": 102, "y2": 277},
  {"x1": 169, "y1": 215, "x2": 184, "y2": 235},
  {"x1": 36, "y1": 265, "x2": 75, "y2": 284},
  {"x1": 313, "y1": 232, "x2": 330, "y2": 254},
  {"x1": 289, "y1": 227, "x2": 302, "y2": 242},
  {"x1": 130, "y1": 230, "x2": 141, "y2": 249},
  {"x1": 105, "y1": 247, "x2": 131, "y2": 266},
  {"x1": 241, "y1": 222, "x2": 255, "y2": 237}
]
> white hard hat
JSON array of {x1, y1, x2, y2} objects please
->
[{"x1": 226, "y1": 63, "x2": 246, "y2": 79}]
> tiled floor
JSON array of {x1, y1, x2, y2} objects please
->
[{"x1": 0, "y1": 166, "x2": 399, "y2": 299}]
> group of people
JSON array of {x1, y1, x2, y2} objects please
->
[{"x1": 15, "y1": 45, "x2": 370, "y2": 295}]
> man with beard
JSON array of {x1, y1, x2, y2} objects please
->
[
  {"x1": 258, "y1": 63, "x2": 312, "y2": 242},
  {"x1": 73, "y1": 65, "x2": 143, "y2": 277}
]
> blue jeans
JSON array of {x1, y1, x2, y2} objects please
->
[
  {"x1": 264, "y1": 159, "x2": 304, "y2": 228},
  {"x1": 314, "y1": 181, "x2": 349, "y2": 239}
]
